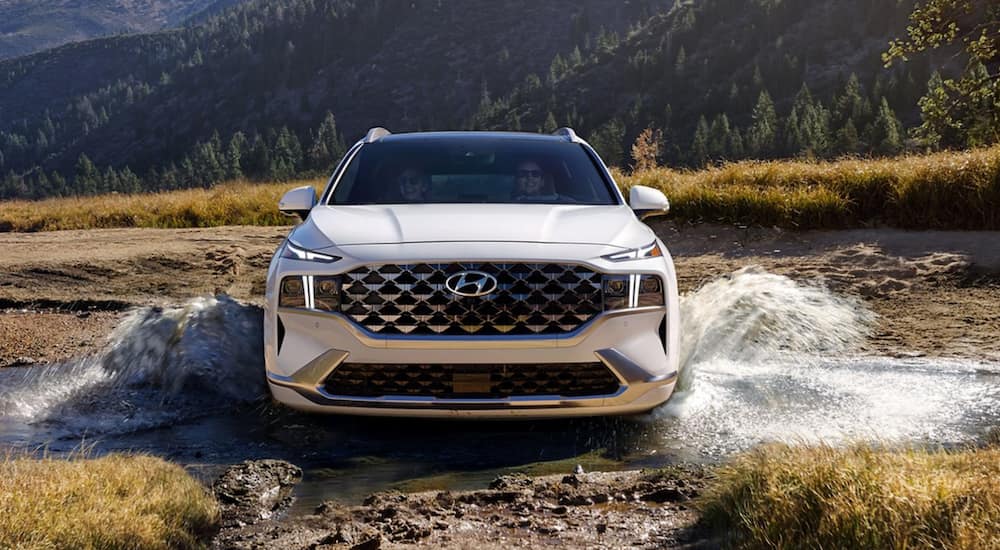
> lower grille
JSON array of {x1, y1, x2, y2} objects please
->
[{"x1": 324, "y1": 363, "x2": 621, "y2": 399}]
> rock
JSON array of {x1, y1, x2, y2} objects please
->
[
  {"x1": 488, "y1": 473, "x2": 533, "y2": 490},
  {"x1": 640, "y1": 487, "x2": 686, "y2": 503},
  {"x1": 573, "y1": 464, "x2": 585, "y2": 475},
  {"x1": 560, "y1": 474, "x2": 581, "y2": 486},
  {"x1": 212, "y1": 459, "x2": 302, "y2": 527}
]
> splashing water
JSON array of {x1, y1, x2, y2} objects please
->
[
  {"x1": 676, "y1": 267, "x2": 874, "y2": 390},
  {"x1": 0, "y1": 295, "x2": 266, "y2": 436},
  {"x1": 653, "y1": 267, "x2": 1000, "y2": 458}
]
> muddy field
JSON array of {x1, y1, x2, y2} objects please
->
[
  {"x1": 1, "y1": 222, "x2": 999, "y2": 548},
  {"x1": 2, "y1": 222, "x2": 998, "y2": 366}
]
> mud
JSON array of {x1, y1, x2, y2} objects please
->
[{"x1": 211, "y1": 463, "x2": 712, "y2": 549}]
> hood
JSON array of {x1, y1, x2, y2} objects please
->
[{"x1": 291, "y1": 204, "x2": 653, "y2": 250}]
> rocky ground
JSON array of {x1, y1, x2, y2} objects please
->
[
  {"x1": 1, "y1": 222, "x2": 998, "y2": 548},
  {"x1": 210, "y1": 459, "x2": 713, "y2": 550}
]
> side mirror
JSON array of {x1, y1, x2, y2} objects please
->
[
  {"x1": 278, "y1": 186, "x2": 317, "y2": 220},
  {"x1": 629, "y1": 185, "x2": 670, "y2": 220}
]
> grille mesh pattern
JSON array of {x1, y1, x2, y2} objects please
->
[
  {"x1": 341, "y1": 263, "x2": 603, "y2": 335},
  {"x1": 324, "y1": 363, "x2": 621, "y2": 398}
]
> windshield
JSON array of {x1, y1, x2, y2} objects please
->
[{"x1": 328, "y1": 137, "x2": 618, "y2": 205}]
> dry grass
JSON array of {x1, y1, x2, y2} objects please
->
[
  {"x1": 699, "y1": 444, "x2": 1000, "y2": 550},
  {"x1": 0, "y1": 179, "x2": 323, "y2": 232},
  {"x1": 1, "y1": 147, "x2": 998, "y2": 231},
  {"x1": 622, "y1": 145, "x2": 1000, "y2": 229},
  {"x1": 0, "y1": 453, "x2": 219, "y2": 549}
]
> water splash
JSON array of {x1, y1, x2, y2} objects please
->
[
  {"x1": 651, "y1": 267, "x2": 1000, "y2": 458},
  {"x1": 676, "y1": 267, "x2": 874, "y2": 390},
  {"x1": 0, "y1": 295, "x2": 266, "y2": 435}
]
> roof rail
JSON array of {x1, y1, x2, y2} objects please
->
[
  {"x1": 364, "y1": 127, "x2": 392, "y2": 143},
  {"x1": 552, "y1": 127, "x2": 584, "y2": 143}
]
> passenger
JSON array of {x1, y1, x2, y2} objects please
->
[
  {"x1": 512, "y1": 160, "x2": 559, "y2": 201},
  {"x1": 395, "y1": 167, "x2": 431, "y2": 202}
]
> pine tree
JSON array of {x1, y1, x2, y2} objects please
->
[
  {"x1": 247, "y1": 134, "x2": 271, "y2": 179},
  {"x1": 834, "y1": 73, "x2": 869, "y2": 127},
  {"x1": 728, "y1": 127, "x2": 745, "y2": 158},
  {"x1": 708, "y1": 114, "x2": 731, "y2": 159},
  {"x1": 119, "y1": 167, "x2": 141, "y2": 193},
  {"x1": 783, "y1": 107, "x2": 804, "y2": 156},
  {"x1": 227, "y1": 132, "x2": 248, "y2": 179},
  {"x1": 690, "y1": 116, "x2": 710, "y2": 166},
  {"x1": 747, "y1": 90, "x2": 778, "y2": 157},
  {"x1": 74, "y1": 153, "x2": 99, "y2": 195},
  {"x1": 309, "y1": 112, "x2": 346, "y2": 173},
  {"x1": 870, "y1": 97, "x2": 903, "y2": 155},
  {"x1": 835, "y1": 119, "x2": 860, "y2": 155},
  {"x1": 800, "y1": 103, "x2": 832, "y2": 157},
  {"x1": 549, "y1": 53, "x2": 568, "y2": 83},
  {"x1": 569, "y1": 46, "x2": 583, "y2": 67}
]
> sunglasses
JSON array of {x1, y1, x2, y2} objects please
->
[{"x1": 517, "y1": 169, "x2": 543, "y2": 178}]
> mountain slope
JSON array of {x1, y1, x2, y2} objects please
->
[
  {"x1": 0, "y1": 0, "x2": 240, "y2": 60},
  {"x1": 0, "y1": 0, "x2": 665, "y2": 178}
]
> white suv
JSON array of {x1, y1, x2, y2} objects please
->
[{"x1": 264, "y1": 128, "x2": 680, "y2": 418}]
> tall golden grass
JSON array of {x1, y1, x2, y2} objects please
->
[
  {"x1": 699, "y1": 444, "x2": 1000, "y2": 550},
  {"x1": 0, "y1": 179, "x2": 324, "y2": 232},
  {"x1": 0, "y1": 453, "x2": 219, "y2": 549},
  {"x1": 623, "y1": 145, "x2": 1000, "y2": 229},
  {"x1": 1, "y1": 146, "x2": 998, "y2": 231}
]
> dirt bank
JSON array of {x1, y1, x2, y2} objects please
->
[{"x1": 1, "y1": 222, "x2": 998, "y2": 366}]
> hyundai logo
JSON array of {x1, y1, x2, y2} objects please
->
[{"x1": 445, "y1": 271, "x2": 498, "y2": 297}]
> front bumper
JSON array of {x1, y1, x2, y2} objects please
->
[{"x1": 265, "y1": 306, "x2": 677, "y2": 418}]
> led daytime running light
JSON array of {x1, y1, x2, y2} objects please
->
[
  {"x1": 282, "y1": 242, "x2": 340, "y2": 263},
  {"x1": 602, "y1": 241, "x2": 662, "y2": 262}
]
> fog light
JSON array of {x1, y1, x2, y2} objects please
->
[
  {"x1": 279, "y1": 276, "x2": 306, "y2": 308},
  {"x1": 313, "y1": 276, "x2": 341, "y2": 311},
  {"x1": 638, "y1": 275, "x2": 664, "y2": 307},
  {"x1": 603, "y1": 275, "x2": 629, "y2": 311}
]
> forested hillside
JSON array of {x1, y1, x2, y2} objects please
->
[
  {"x1": 474, "y1": 0, "x2": 930, "y2": 166},
  {"x1": 0, "y1": 0, "x2": 982, "y2": 200},
  {"x1": 0, "y1": 0, "x2": 241, "y2": 60}
]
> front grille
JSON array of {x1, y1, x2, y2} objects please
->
[
  {"x1": 324, "y1": 363, "x2": 622, "y2": 398},
  {"x1": 340, "y1": 263, "x2": 603, "y2": 335}
]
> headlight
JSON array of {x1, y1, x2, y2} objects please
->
[
  {"x1": 602, "y1": 241, "x2": 663, "y2": 262},
  {"x1": 637, "y1": 275, "x2": 664, "y2": 307},
  {"x1": 603, "y1": 275, "x2": 629, "y2": 310},
  {"x1": 278, "y1": 275, "x2": 342, "y2": 311},
  {"x1": 602, "y1": 274, "x2": 665, "y2": 310},
  {"x1": 281, "y1": 241, "x2": 341, "y2": 263},
  {"x1": 279, "y1": 276, "x2": 307, "y2": 308},
  {"x1": 313, "y1": 276, "x2": 341, "y2": 311}
]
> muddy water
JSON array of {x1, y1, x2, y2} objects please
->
[{"x1": 1, "y1": 269, "x2": 998, "y2": 511}]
